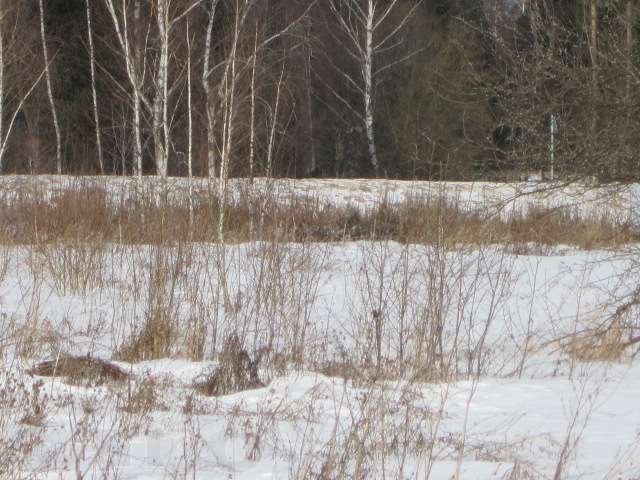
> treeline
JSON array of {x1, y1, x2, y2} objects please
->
[{"x1": 0, "y1": 0, "x2": 637, "y2": 181}]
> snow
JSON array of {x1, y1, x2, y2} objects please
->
[{"x1": 1, "y1": 176, "x2": 639, "y2": 479}]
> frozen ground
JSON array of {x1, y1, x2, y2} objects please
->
[
  {"x1": 0, "y1": 176, "x2": 639, "y2": 479},
  {"x1": 1, "y1": 243, "x2": 639, "y2": 479}
]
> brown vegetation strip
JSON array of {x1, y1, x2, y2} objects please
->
[
  {"x1": 0, "y1": 185, "x2": 636, "y2": 249},
  {"x1": 27, "y1": 354, "x2": 129, "y2": 385}
]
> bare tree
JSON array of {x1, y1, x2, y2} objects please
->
[
  {"x1": 186, "y1": 19, "x2": 193, "y2": 181},
  {"x1": 153, "y1": 0, "x2": 170, "y2": 177},
  {"x1": 328, "y1": 0, "x2": 421, "y2": 175},
  {"x1": 304, "y1": 19, "x2": 316, "y2": 175},
  {"x1": 104, "y1": 0, "x2": 198, "y2": 177},
  {"x1": 202, "y1": 0, "x2": 222, "y2": 179},
  {"x1": 103, "y1": 0, "x2": 144, "y2": 176},
  {"x1": 86, "y1": 0, "x2": 103, "y2": 174},
  {"x1": 0, "y1": 1, "x2": 46, "y2": 172},
  {"x1": 38, "y1": 0, "x2": 62, "y2": 174}
]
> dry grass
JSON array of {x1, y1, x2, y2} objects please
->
[
  {"x1": 563, "y1": 321, "x2": 629, "y2": 362},
  {"x1": 0, "y1": 183, "x2": 634, "y2": 248}
]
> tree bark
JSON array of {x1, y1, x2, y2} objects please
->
[
  {"x1": 305, "y1": 21, "x2": 316, "y2": 175},
  {"x1": 202, "y1": 0, "x2": 221, "y2": 179},
  {"x1": 153, "y1": 0, "x2": 169, "y2": 178},
  {"x1": 104, "y1": 0, "x2": 144, "y2": 176},
  {"x1": 626, "y1": 0, "x2": 634, "y2": 102},
  {"x1": 589, "y1": 0, "x2": 598, "y2": 83},
  {"x1": 187, "y1": 21, "x2": 193, "y2": 180},
  {"x1": 38, "y1": 0, "x2": 62, "y2": 174},
  {"x1": 86, "y1": 0, "x2": 103, "y2": 174},
  {"x1": 364, "y1": 0, "x2": 379, "y2": 175},
  {"x1": 133, "y1": 0, "x2": 143, "y2": 176}
]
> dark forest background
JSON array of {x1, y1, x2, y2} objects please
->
[{"x1": 0, "y1": 0, "x2": 638, "y2": 181}]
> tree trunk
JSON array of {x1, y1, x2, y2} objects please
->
[
  {"x1": 153, "y1": 0, "x2": 169, "y2": 178},
  {"x1": 0, "y1": 3, "x2": 46, "y2": 172},
  {"x1": 38, "y1": 0, "x2": 62, "y2": 174},
  {"x1": 364, "y1": 0, "x2": 379, "y2": 175},
  {"x1": 626, "y1": 0, "x2": 635, "y2": 175},
  {"x1": 249, "y1": 25, "x2": 257, "y2": 183},
  {"x1": 86, "y1": 0, "x2": 103, "y2": 174},
  {"x1": 187, "y1": 21, "x2": 193, "y2": 180},
  {"x1": 267, "y1": 65, "x2": 284, "y2": 178},
  {"x1": 626, "y1": 0, "x2": 634, "y2": 103},
  {"x1": 589, "y1": 0, "x2": 598, "y2": 83},
  {"x1": 133, "y1": 90, "x2": 143, "y2": 177},
  {"x1": 305, "y1": 22, "x2": 316, "y2": 175},
  {"x1": 187, "y1": 20, "x2": 194, "y2": 226},
  {"x1": 202, "y1": 0, "x2": 220, "y2": 179},
  {"x1": 133, "y1": 0, "x2": 143, "y2": 176}
]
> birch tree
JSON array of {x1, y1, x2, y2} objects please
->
[
  {"x1": 153, "y1": 0, "x2": 170, "y2": 177},
  {"x1": 626, "y1": 0, "x2": 634, "y2": 105},
  {"x1": 103, "y1": 0, "x2": 144, "y2": 176},
  {"x1": 0, "y1": 1, "x2": 45, "y2": 171},
  {"x1": 328, "y1": 0, "x2": 421, "y2": 176},
  {"x1": 104, "y1": 0, "x2": 198, "y2": 177},
  {"x1": 201, "y1": 0, "x2": 223, "y2": 179},
  {"x1": 201, "y1": 0, "x2": 315, "y2": 179},
  {"x1": 85, "y1": 0, "x2": 103, "y2": 173},
  {"x1": 38, "y1": 0, "x2": 62, "y2": 174}
]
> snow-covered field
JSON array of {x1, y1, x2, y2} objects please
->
[{"x1": 1, "y1": 176, "x2": 639, "y2": 479}]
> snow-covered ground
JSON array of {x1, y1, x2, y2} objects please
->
[
  {"x1": 2, "y1": 243, "x2": 639, "y2": 479},
  {"x1": 1, "y1": 176, "x2": 639, "y2": 479}
]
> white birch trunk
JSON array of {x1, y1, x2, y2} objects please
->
[
  {"x1": 153, "y1": 0, "x2": 169, "y2": 178},
  {"x1": 249, "y1": 25, "x2": 257, "y2": 184},
  {"x1": 217, "y1": 16, "x2": 240, "y2": 244},
  {"x1": 267, "y1": 65, "x2": 285, "y2": 178},
  {"x1": 187, "y1": 22, "x2": 193, "y2": 180},
  {"x1": 202, "y1": 0, "x2": 220, "y2": 179},
  {"x1": 248, "y1": 25, "x2": 258, "y2": 239},
  {"x1": 104, "y1": 0, "x2": 144, "y2": 176},
  {"x1": 626, "y1": 1, "x2": 633, "y2": 104},
  {"x1": 133, "y1": 0, "x2": 143, "y2": 176},
  {"x1": 187, "y1": 20, "x2": 194, "y2": 226},
  {"x1": 330, "y1": 0, "x2": 417, "y2": 177},
  {"x1": 38, "y1": 0, "x2": 62, "y2": 174},
  {"x1": 259, "y1": 64, "x2": 284, "y2": 237},
  {"x1": 85, "y1": 0, "x2": 103, "y2": 173},
  {"x1": 364, "y1": 0, "x2": 379, "y2": 175},
  {"x1": 216, "y1": 2, "x2": 245, "y2": 308},
  {"x1": 132, "y1": 89, "x2": 143, "y2": 176}
]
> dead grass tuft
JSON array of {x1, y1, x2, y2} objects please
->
[
  {"x1": 116, "y1": 309, "x2": 176, "y2": 363},
  {"x1": 194, "y1": 335, "x2": 263, "y2": 396},
  {"x1": 563, "y1": 322, "x2": 628, "y2": 362},
  {"x1": 121, "y1": 376, "x2": 168, "y2": 414}
]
